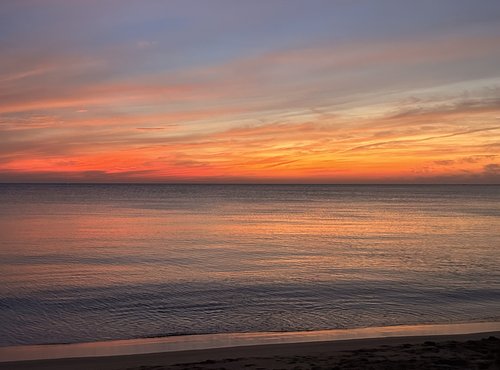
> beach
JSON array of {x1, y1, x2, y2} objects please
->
[{"x1": 1, "y1": 331, "x2": 499, "y2": 370}]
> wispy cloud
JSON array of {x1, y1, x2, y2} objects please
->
[{"x1": 1, "y1": 1, "x2": 500, "y2": 182}]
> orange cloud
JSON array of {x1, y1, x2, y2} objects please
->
[
  {"x1": 2, "y1": 29, "x2": 500, "y2": 183},
  {"x1": 3, "y1": 98, "x2": 498, "y2": 183}
]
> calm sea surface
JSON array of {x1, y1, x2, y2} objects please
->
[{"x1": 0, "y1": 184, "x2": 499, "y2": 346}]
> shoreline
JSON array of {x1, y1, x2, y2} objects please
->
[
  {"x1": 1, "y1": 331, "x2": 499, "y2": 370},
  {"x1": 1, "y1": 322, "x2": 499, "y2": 369}
]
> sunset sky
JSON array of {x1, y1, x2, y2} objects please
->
[{"x1": 1, "y1": 0, "x2": 500, "y2": 183}]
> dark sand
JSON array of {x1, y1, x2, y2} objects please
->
[{"x1": 1, "y1": 331, "x2": 499, "y2": 370}]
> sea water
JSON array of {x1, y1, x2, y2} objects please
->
[{"x1": 0, "y1": 184, "x2": 499, "y2": 346}]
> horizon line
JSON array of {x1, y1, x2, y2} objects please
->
[{"x1": 0, "y1": 182, "x2": 498, "y2": 186}]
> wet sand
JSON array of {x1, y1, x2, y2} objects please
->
[{"x1": 2, "y1": 331, "x2": 499, "y2": 370}]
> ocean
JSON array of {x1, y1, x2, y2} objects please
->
[{"x1": 0, "y1": 184, "x2": 499, "y2": 347}]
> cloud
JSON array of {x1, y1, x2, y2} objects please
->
[
  {"x1": 1, "y1": 91, "x2": 499, "y2": 183},
  {"x1": 1, "y1": 2, "x2": 500, "y2": 183},
  {"x1": 406, "y1": 163, "x2": 500, "y2": 184},
  {"x1": 484, "y1": 163, "x2": 500, "y2": 175},
  {"x1": 343, "y1": 126, "x2": 500, "y2": 153},
  {"x1": 434, "y1": 155, "x2": 498, "y2": 166},
  {"x1": 434, "y1": 160, "x2": 455, "y2": 166},
  {"x1": 0, "y1": 169, "x2": 159, "y2": 183},
  {"x1": 136, "y1": 127, "x2": 167, "y2": 131},
  {"x1": 136, "y1": 40, "x2": 157, "y2": 49}
]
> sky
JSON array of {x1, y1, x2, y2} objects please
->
[{"x1": 1, "y1": 0, "x2": 500, "y2": 183}]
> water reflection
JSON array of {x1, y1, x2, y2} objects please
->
[{"x1": 0, "y1": 185, "x2": 499, "y2": 346}]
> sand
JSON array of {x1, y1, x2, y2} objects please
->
[{"x1": 1, "y1": 331, "x2": 499, "y2": 370}]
